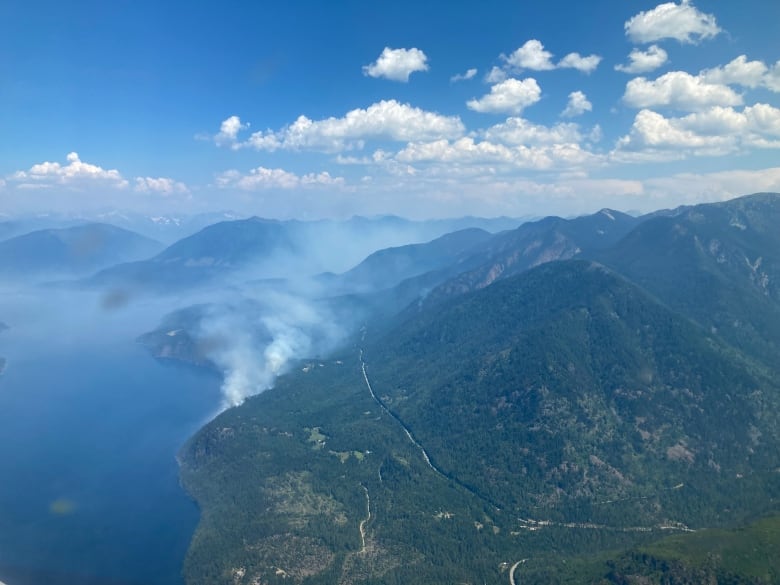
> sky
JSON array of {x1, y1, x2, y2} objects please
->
[{"x1": 2, "y1": 0, "x2": 780, "y2": 220}]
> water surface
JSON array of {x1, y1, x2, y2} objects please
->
[{"x1": 0, "y1": 291, "x2": 221, "y2": 585}]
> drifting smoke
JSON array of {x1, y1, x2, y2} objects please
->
[{"x1": 197, "y1": 290, "x2": 348, "y2": 409}]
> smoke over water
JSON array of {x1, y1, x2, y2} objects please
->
[{"x1": 196, "y1": 290, "x2": 348, "y2": 409}]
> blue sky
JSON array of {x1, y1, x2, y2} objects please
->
[{"x1": 2, "y1": 0, "x2": 780, "y2": 219}]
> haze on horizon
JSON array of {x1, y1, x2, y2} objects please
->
[{"x1": 2, "y1": 0, "x2": 780, "y2": 221}]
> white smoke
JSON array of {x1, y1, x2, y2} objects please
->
[{"x1": 197, "y1": 290, "x2": 346, "y2": 409}]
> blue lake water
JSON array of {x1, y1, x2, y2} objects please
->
[{"x1": 0, "y1": 295, "x2": 222, "y2": 585}]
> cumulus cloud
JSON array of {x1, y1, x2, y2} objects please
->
[
  {"x1": 503, "y1": 40, "x2": 556, "y2": 71},
  {"x1": 623, "y1": 71, "x2": 743, "y2": 111},
  {"x1": 10, "y1": 152, "x2": 129, "y2": 189},
  {"x1": 558, "y1": 53, "x2": 602, "y2": 74},
  {"x1": 687, "y1": 104, "x2": 780, "y2": 141},
  {"x1": 482, "y1": 117, "x2": 584, "y2": 145},
  {"x1": 215, "y1": 115, "x2": 248, "y2": 148},
  {"x1": 394, "y1": 137, "x2": 599, "y2": 170},
  {"x1": 467, "y1": 78, "x2": 542, "y2": 114},
  {"x1": 700, "y1": 55, "x2": 769, "y2": 89},
  {"x1": 616, "y1": 109, "x2": 731, "y2": 155},
  {"x1": 624, "y1": 0, "x2": 721, "y2": 44},
  {"x1": 615, "y1": 45, "x2": 669, "y2": 74},
  {"x1": 451, "y1": 68, "x2": 478, "y2": 82},
  {"x1": 623, "y1": 56, "x2": 780, "y2": 115},
  {"x1": 484, "y1": 66, "x2": 507, "y2": 83},
  {"x1": 362, "y1": 47, "x2": 429, "y2": 82},
  {"x1": 216, "y1": 100, "x2": 464, "y2": 153},
  {"x1": 766, "y1": 61, "x2": 780, "y2": 92},
  {"x1": 216, "y1": 166, "x2": 345, "y2": 191},
  {"x1": 502, "y1": 40, "x2": 601, "y2": 74},
  {"x1": 134, "y1": 177, "x2": 189, "y2": 195},
  {"x1": 562, "y1": 91, "x2": 593, "y2": 117},
  {"x1": 615, "y1": 104, "x2": 780, "y2": 158}
]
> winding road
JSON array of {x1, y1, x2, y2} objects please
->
[
  {"x1": 359, "y1": 484, "x2": 371, "y2": 554},
  {"x1": 359, "y1": 348, "x2": 501, "y2": 512},
  {"x1": 360, "y1": 350, "x2": 446, "y2": 479},
  {"x1": 509, "y1": 559, "x2": 526, "y2": 585}
]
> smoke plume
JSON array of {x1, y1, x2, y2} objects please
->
[{"x1": 197, "y1": 290, "x2": 346, "y2": 409}]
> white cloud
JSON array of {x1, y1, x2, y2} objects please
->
[
  {"x1": 215, "y1": 115, "x2": 248, "y2": 147},
  {"x1": 10, "y1": 152, "x2": 129, "y2": 189},
  {"x1": 134, "y1": 177, "x2": 189, "y2": 195},
  {"x1": 615, "y1": 45, "x2": 669, "y2": 74},
  {"x1": 615, "y1": 104, "x2": 780, "y2": 158},
  {"x1": 562, "y1": 91, "x2": 593, "y2": 118},
  {"x1": 362, "y1": 47, "x2": 429, "y2": 82},
  {"x1": 622, "y1": 57, "x2": 780, "y2": 116},
  {"x1": 700, "y1": 55, "x2": 769, "y2": 88},
  {"x1": 264, "y1": 157, "x2": 780, "y2": 220},
  {"x1": 216, "y1": 167, "x2": 345, "y2": 191},
  {"x1": 644, "y1": 167, "x2": 780, "y2": 204},
  {"x1": 394, "y1": 137, "x2": 599, "y2": 170},
  {"x1": 741, "y1": 103, "x2": 780, "y2": 141},
  {"x1": 218, "y1": 100, "x2": 465, "y2": 153},
  {"x1": 624, "y1": 0, "x2": 721, "y2": 44},
  {"x1": 558, "y1": 52, "x2": 602, "y2": 74},
  {"x1": 623, "y1": 71, "x2": 743, "y2": 111},
  {"x1": 482, "y1": 117, "x2": 584, "y2": 145},
  {"x1": 451, "y1": 68, "x2": 478, "y2": 82},
  {"x1": 503, "y1": 40, "x2": 556, "y2": 71},
  {"x1": 502, "y1": 40, "x2": 601, "y2": 74},
  {"x1": 766, "y1": 61, "x2": 780, "y2": 92},
  {"x1": 616, "y1": 109, "x2": 731, "y2": 155},
  {"x1": 484, "y1": 66, "x2": 507, "y2": 83},
  {"x1": 467, "y1": 78, "x2": 542, "y2": 114}
]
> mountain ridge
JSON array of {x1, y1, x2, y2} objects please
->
[
  {"x1": 0, "y1": 222, "x2": 162, "y2": 279},
  {"x1": 139, "y1": 192, "x2": 780, "y2": 584}
]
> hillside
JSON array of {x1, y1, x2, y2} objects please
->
[
  {"x1": 179, "y1": 258, "x2": 780, "y2": 585},
  {"x1": 88, "y1": 217, "x2": 298, "y2": 290},
  {"x1": 319, "y1": 227, "x2": 491, "y2": 294},
  {"x1": 420, "y1": 209, "x2": 641, "y2": 305},
  {"x1": 144, "y1": 193, "x2": 780, "y2": 585},
  {"x1": 325, "y1": 207, "x2": 645, "y2": 324},
  {"x1": 363, "y1": 260, "x2": 780, "y2": 516},
  {"x1": 595, "y1": 193, "x2": 780, "y2": 369},
  {"x1": 518, "y1": 513, "x2": 780, "y2": 584},
  {"x1": 0, "y1": 223, "x2": 161, "y2": 279}
]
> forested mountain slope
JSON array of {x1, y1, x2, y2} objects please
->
[{"x1": 180, "y1": 255, "x2": 780, "y2": 585}]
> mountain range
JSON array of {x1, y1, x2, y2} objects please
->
[
  {"x1": 0, "y1": 223, "x2": 162, "y2": 280},
  {"x1": 86, "y1": 215, "x2": 524, "y2": 293},
  {"x1": 7, "y1": 193, "x2": 780, "y2": 584},
  {"x1": 170, "y1": 193, "x2": 780, "y2": 585}
]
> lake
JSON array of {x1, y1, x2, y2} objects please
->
[{"x1": 0, "y1": 291, "x2": 222, "y2": 585}]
